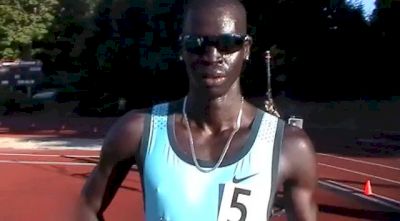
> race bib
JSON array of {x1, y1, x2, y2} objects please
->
[{"x1": 218, "y1": 182, "x2": 262, "y2": 221}]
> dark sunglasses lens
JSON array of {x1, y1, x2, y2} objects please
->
[
  {"x1": 217, "y1": 35, "x2": 244, "y2": 53},
  {"x1": 182, "y1": 35, "x2": 246, "y2": 54},
  {"x1": 183, "y1": 36, "x2": 205, "y2": 54}
]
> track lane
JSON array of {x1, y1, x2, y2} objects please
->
[{"x1": 0, "y1": 148, "x2": 398, "y2": 220}]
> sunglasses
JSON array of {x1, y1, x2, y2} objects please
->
[{"x1": 179, "y1": 34, "x2": 251, "y2": 55}]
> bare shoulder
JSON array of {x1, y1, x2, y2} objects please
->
[
  {"x1": 283, "y1": 125, "x2": 314, "y2": 155},
  {"x1": 280, "y1": 124, "x2": 317, "y2": 182},
  {"x1": 100, "y1": 108, "x2": 151, "y2": 163},
  {"x1": 277, "y1": 124, "x2": 318, "y2": 220}
]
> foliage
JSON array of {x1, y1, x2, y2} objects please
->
[
  {"x1": 0, "y1": 0, "x2": 59, "y2": 59},
  {"x1": 1, "y1": 0, "x2": 399, "y2": 115}
]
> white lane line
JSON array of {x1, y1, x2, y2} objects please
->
[
  {"x1": 318, "y1": 153, "x2": 400, "y2": 171},
  {"x1": 319, "y1": 179, "x2": 400, "y2": 211},
  {"x1": 0, "y1": 160, "x2": 138, "y2": 169},
  {"x1": 318, "y1": 163, "x2": 400, "y2": 185},
  {"x1": 0, "y1": 160, "x2": 96, "y2": 166},
  {"x1": 0, "y1": 153, "x2": 99, "y2": 158},
  {"x1": 0, "y1": 160, "x2": 138, "y2": 170}
]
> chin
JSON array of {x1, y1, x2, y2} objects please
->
[
  {"x1": 196, "y1": 86, "x2": 231, "y2": 99},
  {"x1": 189, "y1": 78, "x2": 238, "y2": 98}
]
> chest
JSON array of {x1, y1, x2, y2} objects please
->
[
  {"x1": 173, "y1": 123, "x2": 252, "y2": 163},
  {"x1": 142, "y1": 124, "x2": 277, "y2": 221}
]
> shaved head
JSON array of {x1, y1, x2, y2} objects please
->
[{"x1": 183, "y1": 0, "x2": 248, "y2": 34}]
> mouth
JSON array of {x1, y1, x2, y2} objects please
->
[
  {"x1": 191, "y1": 63, "x2": 227, "y2": 87},
  {"x1": 201, "y1": 75, "x2": 226, "y2": 86}
]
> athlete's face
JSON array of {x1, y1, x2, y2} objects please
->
[{"x1": 181, "y1": 6, "x2": 251, "y2": 97}]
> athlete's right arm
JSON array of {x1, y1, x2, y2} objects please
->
[{"x1": 76, "y1": 109, "x2": 148, "y2": 221}]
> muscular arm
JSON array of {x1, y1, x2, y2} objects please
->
[
  {"x1": 281, "y1": 125, "x2": 318, "y2": 221},
  {"x1": 76, "y1": 110, "x2": 148, "y2": 221}
]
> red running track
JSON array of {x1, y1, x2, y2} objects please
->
[
  {"x1": 0, "y1": 148, "x2": 399, "y2": 221},
  {"x1": 317, "y1": 153, "x2": 400, "y2": 204}
]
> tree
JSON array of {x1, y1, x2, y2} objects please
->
[
  {"x1": 36, "y1": 0, "x2": 100, "y2": 74},
  {"x1": 0, "y1": 0, "x2": 59, "y2": 60}
]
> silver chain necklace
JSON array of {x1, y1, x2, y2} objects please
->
[{"x1": 182, "y1": 96, "x2": 244, "y2": 173}]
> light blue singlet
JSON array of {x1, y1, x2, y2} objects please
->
[{"x1": 139, "y1": 101, "x2": 284, "y2": 221}]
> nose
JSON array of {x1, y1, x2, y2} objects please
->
[{"x1": 200, "y1": 46, "x2": 222, "y2": 63}]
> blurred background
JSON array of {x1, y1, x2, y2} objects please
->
[{"x1": 0, "y1": 0, "x2": 398, "y2": 125}]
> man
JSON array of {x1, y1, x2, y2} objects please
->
[{"x1": 77, "y1": 0, "x2": 318, "y2": 220}]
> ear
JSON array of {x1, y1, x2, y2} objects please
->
[{"x1": 243, "y1": 36, "x2": 253, "y2": 60}]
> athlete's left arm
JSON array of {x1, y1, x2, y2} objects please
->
[{"x1": 282, "y1": 125, "x2": 318, "y2": 221}]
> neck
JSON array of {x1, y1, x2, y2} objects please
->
[{"x1": 183, "y1": 92, "x2": 244, "y2": 133}]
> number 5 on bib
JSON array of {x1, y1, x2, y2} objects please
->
[{"x1": 218, "y1": 183, "x2": 253, "y2": 221}]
